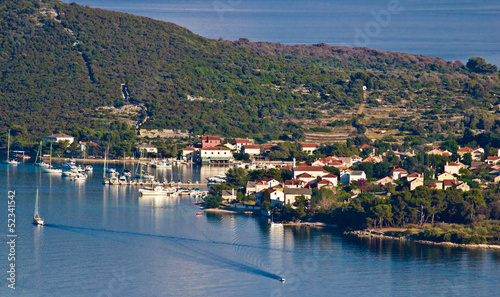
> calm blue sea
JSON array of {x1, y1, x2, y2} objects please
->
[
  {"x1": 1, "y1": 164, "x2": 500, "y2": 296},
  {"x1": 62, "y1": 0, "x2": 500, "y2": 66}
]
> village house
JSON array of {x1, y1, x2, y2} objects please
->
[
  {"x1": 263, "y1": 146, "x2": 276, "y2": 154},
  {"x1": 457, "y1": 147, "x2": 474, "y2": 156},
  {"x1": 426, "y1": 149, "x2": 452, "y2": 157},
  {"x1": 201, "y1": 136, "x2": 221, "y2": 148},
  {"x1": 486, "y1": 156, "x2": 500, "y2": 165},
  {"x1": 373, "y1": 176, "x2": 396, "y2": 186},
  {"x1": 283, "y1": 188, "x2": 312, "y2": 206},
  {"x1": 300, "y1": 143, "x2": 319, "y2": 155},
  {"x1": 284, "y1": 179, "x2": 306, "y2": 189},
  {"x1": 242, "y1": 145, "x2": 261, "y2": 156},
  {"x1": 234, "y1": 139, "x2": 253, "y2": 153},
  {"x1": 359, "y1": 144, "x2": 371, "y2": 151},
  {"x1": 199, "y1": 146, "x2": 233, "y2": 164},
  {"x1": 362, "y1": 155, "x2": 383, "y2": 163},
  {"x1": 77, "y1": 141, "x2": 98, "y2": 152},
  {"x1": 314, "y1": 179, "x2": 335, "y2": 189},
  {"x1": 321, "y1": 173, "x2": 338, "y2": 186},
  {"x1": 311, "y1": 156, "x2": 341, "y2": 167},
  {"x1": 221, "y1": 189, "x2": 237, "y2": 202},
  {"x1": 340, "y1": 169, "x2": 366, "y2": 184},
  {"x1": 254, "y1": 178, "x2": 281, "y2": 193},
  {"x1": 182, "y1": 146, "x2": 197, "y2": 160},
  {"x1": 444, "y1": 161, "x2": 465, "y2": 175},
  {"x1": 437, "y1": 172, "x2": 456, "y2": 181},
  {"x1": 456, "y1": 182, "x2": 471, "y2": 192},
  {"x1": 136, "y1": 144, "x2": 158, "y2": 154},
  {"x1": 42, "y1": 132, "x2": 75, "y2": 145},
  {"x1": 265, "y1": 189, "x2": 286, "y2": 207},
  {"x1": 350, "y1": 155, "x2": 363, "y2": 166},
  {"x1": 407, "y1": 173, "x2": 424, "y2": 191},
  {"x1": 246, "y1": 181, "x2": 257, "y2": 196},
  {"x1": 296, "y1": 173, "x2": 316, "y2": 183},
  {"x1": 292, "y1": 165, "x2": 330, "y2": 179},
  {"x1": 338, "y1": 157, "x2": 353, "y2": 168},
  {"x1": 222, "y1": 142, "x2": 236, "y2": 150},
  {"x1": 391, "y1": 167, "x2": 408, "y2": 180}
]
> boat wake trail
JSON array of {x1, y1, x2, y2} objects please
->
[{"x1": 44, "y1": 224, "x2": 286, "y2": 282}]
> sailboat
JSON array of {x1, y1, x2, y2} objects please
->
[
  {"x1": 42, "y1": 143, "x2": 62, "y2": 173},
  {"x1": 33, "y1": 188, "x2": 44, "y2": 225},
  {"x1": 3, "y1": 129, "x2": 19, "y2": 165},
  {"x1": 103, "y1": 146, "x2": 109, "y2": 184},
  {"x1": 34, "y1": 141, "x2": 49, "y2": 168}
]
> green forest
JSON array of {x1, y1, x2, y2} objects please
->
[{"x1": 1, "y1": 0, "x2": 499, "y2": 149}]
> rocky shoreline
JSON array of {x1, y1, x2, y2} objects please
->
[{"x1": 346, "y1": 230, "x2": 500, "y2": 250}]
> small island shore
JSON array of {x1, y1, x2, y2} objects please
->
[{"x1": 346, "y1": 230, "x2": 500, "y2": 250}]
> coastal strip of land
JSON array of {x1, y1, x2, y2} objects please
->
[{"x1": 346, "y1": 230, "x2": 500, "y2": 250}]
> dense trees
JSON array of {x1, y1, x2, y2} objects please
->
[{"x1": 2, "y1": 0, "x2": 499, "y2": 143}]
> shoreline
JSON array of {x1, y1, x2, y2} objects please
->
[
  {"x1": 199, "y1": 205, "x2": 337, "y2": 228},
  {"x1": 346, "y1": 230, "x2": 500, "y2": 250}
]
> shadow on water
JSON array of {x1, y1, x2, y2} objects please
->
[{"x1": 44, "y1": 223, "x2": 285, "y2": 282}]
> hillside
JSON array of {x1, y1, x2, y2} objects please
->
[{"x1": 1, "y1": 0, "x2": 500, "y2": 146}]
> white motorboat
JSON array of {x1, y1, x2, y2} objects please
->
[
  {"x1": 139, "y1": 186, "x2": 176, "y2": 196},
  {"x1": 71, "y1": 172, "x2": 88, "y2": 181}
]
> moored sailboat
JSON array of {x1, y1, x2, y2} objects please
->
[{"x1": 3, "y1": 129, "x2": 19, "y2": 165}]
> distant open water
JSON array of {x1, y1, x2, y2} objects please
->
[{"x1": 62, "y1": 0, "x2": 500, "y2": 66}]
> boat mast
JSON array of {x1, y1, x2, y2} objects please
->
[
  {"x1": 34, "y1": 141, "x2": 41, "y2": 164},
  {"x1": 49, "y1": 143, "x2": 53, "y2": 167},
  {"x1": 34, "y1": 188, "x2": 40, "y2": 218},
  {"x1": 103, "y1": 146, "x2": 108, "y2": 179},
  {"x1": 6, "y1": 129, "x2": 10, "y2": 162}
]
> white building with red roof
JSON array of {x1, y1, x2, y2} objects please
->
[
  {"x1": 292, "y1": 165, "x2": 329, "y2": 179},
  {"x1": 43, "y1": 132, "x2": 75, "y2": 144},
  {"x1": 242, "y1": 144, "x2": 261, "y2": 156},
  {"x1": 234, "y1": 139, "x2": 253, "y2": 153},
  {"x1": 182, "y1": 146, "x2": 197, "y2": 159},
  {"x1": 296, "y1": 173, "x2": 316, "y2": 183},
  {"x1": 444, "y1": 161, "x2": 465, "y2": 175},
  {"x1": 199, "y1": 146, "x2": 233, "y2": 163},
  {"x1": 300, "y1": 143, "x2": 319, "y2": 155},
  {"x1": 487, "y1": 156, "x2": 500, "y2": 165},
  {"x1": 407, "y1": 173, "x2": 424, "y2": 191},
  {"x1": 391, "y1": 167, "x2": 408, "y2": 180},
  {"x1": 321, "y1": 173, "x2": 338, "y2": 186}
]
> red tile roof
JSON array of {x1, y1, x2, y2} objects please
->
[
  {"x1": 243, "y1": 145, "x2": 260, "y2": 149},
  {"x1": 183, "y1": 146, "x2": 196, "y2": 151},
  {"x1": 235, "y1": 139, "x2": 251, "y2": 143},
  {"x1": 294, "y1": 166, "x2": 327, "y2": 172},
  {"x1": 201, "y1": 146, "x2": 230, "y2": 151},
  {"x1": 323, "y1": 173, "x2": 338, "y2": 178},
  {"x1": 202, "y1": 136, "x2": 220, "y2": 141},
  {"x1": 297, "y1": 173, "x2": 313, "y2": 178},
  {"x1": 301, "y1": 143, "x2": 319, "y2": 148}
]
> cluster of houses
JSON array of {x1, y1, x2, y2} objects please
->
[
  {"x1": 181, "y1": 136, "x2": 321, "y2": 164},
  {"x1": 218, "y1": 144, "x2": 500, "y2": 208}
]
